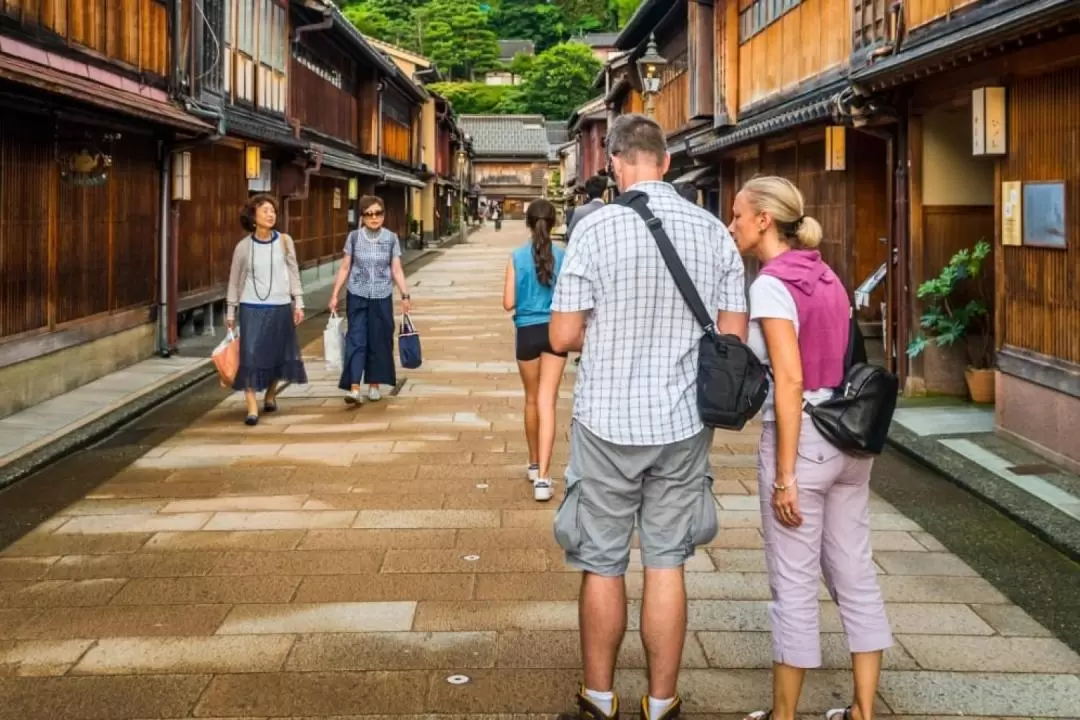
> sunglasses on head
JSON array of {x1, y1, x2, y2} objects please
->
[{"x1": 363, "y1": 209, "x2": 384, "y2": 218}]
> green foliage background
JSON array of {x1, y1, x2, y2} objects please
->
[{"x1": 341, "y1": 0, "x2": 642, "y2": 119}]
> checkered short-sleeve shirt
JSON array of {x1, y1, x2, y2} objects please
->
[
  {"x1": 344, "y1": 228, "x2": 402, "y2": 299},
  {"x1": 551, "y1": 181, "x2": 747, "y2": 446}
]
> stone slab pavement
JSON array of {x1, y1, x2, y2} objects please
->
[{"x1": 0, "y1": 221, "x2": 1077, "y2": 719}]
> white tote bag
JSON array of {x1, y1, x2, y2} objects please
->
[{"x1": 323, "y1": 312, "x2": 346, "y2": 372}]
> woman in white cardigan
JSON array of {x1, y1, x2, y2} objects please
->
[{"x1": 225, "y1": 194, "x2": 307, "y2": 426}]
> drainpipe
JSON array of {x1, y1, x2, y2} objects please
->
[
  {"x1": 158, "y1": 149, "x2": 172, "y2": 356},
  {"x1": 289, "y1": 152, "x2": 324, "y2": 202},
  {"x1": 292, "y1": 8, "x2": 333, "y2": 42},
  {"x1": 171, "y1": 0, "x2": 183, "y2": 92},
  {"x1": 377, "y1": 80, "x2": 385, "y2": 173},
  {"x1": 182, "y1": 100, "x2": 226, "y2": 135}
]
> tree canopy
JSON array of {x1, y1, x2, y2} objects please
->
[
  {"x1": 341, "y1": 0, "x2": 645, "y2": 118},
  {"x1": 502, "y1": 41, "x2": 604, "y2": 120}
]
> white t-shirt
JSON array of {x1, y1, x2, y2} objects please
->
[{"x1": 747, "y1": 275, "x2": 836, "y2": 422}]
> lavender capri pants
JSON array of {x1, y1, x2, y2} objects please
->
[{"x1": 758, "y1": 420, "x2": 893, "y2": 668}]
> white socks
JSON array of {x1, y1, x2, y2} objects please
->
[
  {"x1": 648, "y1": 696, "x2": 676, "y2": 719},
  {"x1": 583, "y1": 688, "x2": 615, "y2": 716}
]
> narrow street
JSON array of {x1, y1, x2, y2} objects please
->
[{"x1": 0, "y1": 221, "x2": 1077, "y2": 719}]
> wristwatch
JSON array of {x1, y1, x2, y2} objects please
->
[{"x1": 402, "y1": 293, "x2": 411, "y2": 300}]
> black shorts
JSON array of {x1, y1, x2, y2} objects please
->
[{"x1": 515, "y1": 323, "x2": 567, "y2": 362}]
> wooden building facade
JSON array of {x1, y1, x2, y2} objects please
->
[
  {"x1": 458, "y1": 115, "x2": 553, "y2": 219},
  {"x1": 0, "y1": 0, "x2": 429, "y2": 420},
  {"x1": 0, "y1": 1, "x2": 212, "y2": 418},
  {"x1": 567, "y1": 96, "x2": 608, "y2": 195},
  {"x1": 600, "y1": 0, "x2": 1080, "y2": 468},
  {"x1": 849, "y1": 0, "x2": 1080, "y2": 468}
]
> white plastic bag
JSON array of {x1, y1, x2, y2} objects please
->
[{"x1": 324, "y1": 312, "x2": 345, "y2": 371}]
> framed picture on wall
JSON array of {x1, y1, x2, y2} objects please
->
[{"x1": 1022, "y1": 181, "x2": 1067, "y2": 249}]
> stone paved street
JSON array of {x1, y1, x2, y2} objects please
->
[{"x1": 0, "y1": 222, "x2": 1078, "y2": 719}]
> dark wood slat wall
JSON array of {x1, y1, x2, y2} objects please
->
[
  {"x1": 289, "y1": 58, "x2": 359, "y2": 147},
  {"x1": 383, "y1": 120, "x2": 412, "y2": 167},
  {"x1": 1001, "y1": 65, "x2": 1080, "y2": 364},
  {"x1": 177, "y1": 144, "x2": 248, "y2": 297},
  {"x1": 381, "y1": 188, "x2": 407, "y2": 240},
  {"x1": 0, "y1": 113, "x2": 158, "y2": 341},
  {"x1": 1, "y1": 0, "x2": 170, "y2": 78},
  {"x1": 286, "y1": 175, "x2": 348, "y2": 269},
  {"x1": 0, "y1": 120, "x2": 50, "y2": 339}
]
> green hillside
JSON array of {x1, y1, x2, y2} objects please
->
[{"x1": 341, "y1": 0, "x2": 644, "y2": 120}]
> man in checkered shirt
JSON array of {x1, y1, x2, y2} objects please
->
[{"x1": 549, "y1": 114, "x2": 748, "y2": 720}]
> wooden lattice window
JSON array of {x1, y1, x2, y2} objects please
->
[{"x1": 852, "y1": 0, "x2": 893, "y2": 50}]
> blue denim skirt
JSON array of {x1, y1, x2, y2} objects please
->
[{"x1": 233, "y1": 303, "x2": 308, "y2": 392}]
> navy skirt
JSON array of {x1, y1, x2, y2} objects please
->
[
  {"x1": 233, "y1": 303, "x2": 308, "y2": 392},
  {"x1": 338, "y1": 293, "x2": 396, "y2": 389}
]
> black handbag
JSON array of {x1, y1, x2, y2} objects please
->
[
  {"x1": 803, "y1": 315, "x2": 899, "y2": 455},
  {"x1": 614, "y1": 191, "x2": 769, "y2": 431}
]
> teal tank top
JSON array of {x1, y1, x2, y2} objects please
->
[{"x1": 512, "y1": 243, "x2": 565, "y2": 328}]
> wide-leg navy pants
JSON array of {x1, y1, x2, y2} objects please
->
[{"x1": 338, "y1": 293, "x2": 396, "y2": 390}]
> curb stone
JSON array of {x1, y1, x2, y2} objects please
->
[{"x1": 886, "y1": 425, "x2": 1080, "y2": 562}]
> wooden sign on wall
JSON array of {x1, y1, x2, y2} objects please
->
[{"x1": 1001, "y1": 181, "x2": 1021, "y2": 246}]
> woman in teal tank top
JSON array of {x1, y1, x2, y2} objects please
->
[{"x1": 502, "y1": 199, "x2": 566, "y2": 502}]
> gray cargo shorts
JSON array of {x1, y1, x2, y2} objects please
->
[{"x1": 553, "y1": 421, "x2": 719, "y2": 576}]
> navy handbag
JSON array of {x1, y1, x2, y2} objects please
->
[{"x1": 398, "y1": 313, "x2": 422, "y2": 369}]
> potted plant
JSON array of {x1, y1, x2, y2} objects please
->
[{"x1": 905, "y1": 239, "x2": 995, "y2": 403}]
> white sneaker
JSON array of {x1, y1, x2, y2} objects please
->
[
  {"x1": 367, "y1": 387, "x2": 382, "y2": 402},
  {"x1": 533, "y1": 479, "x2": 553, "y2": 502},
  {"x1": 344, "y1": 389, "x2": 364, "y2": 405},
  {"x1": 527, "y1": 465, "x2": 539, "y2": 483}
]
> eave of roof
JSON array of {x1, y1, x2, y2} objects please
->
[
  {"x1": 690, "y1": 80, "x2": 847, "y2": 157},
  {"x1": 318, "y1": 2, "x2": 428, "y2": 104},
  {"x1": 851, "y1": 0, "x2": 1080, "y2": 89},
  {"x1": 614, "y1": 0, "x2": 684, "y2": 50}
]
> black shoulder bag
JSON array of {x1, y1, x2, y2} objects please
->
[
  {"x1": 803, "y1": 313, "x2": 899, "y2": 455},
  {"x1": 614, "y1": 191, "x2": 769, "y2": 431}
]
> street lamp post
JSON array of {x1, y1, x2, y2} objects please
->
[{"x1": 636, "y1": 34, "x2": 667, "y2": 119}]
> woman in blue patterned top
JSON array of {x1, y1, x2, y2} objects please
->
[
  {"x1": 329, "y1": 196, "x2": 413, "y2": 405},
  {"x1": 502, "y1": 199, "x2": 566, "y2": 502}
]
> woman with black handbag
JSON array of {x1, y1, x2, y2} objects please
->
[{"x1": 728, "y1": 176, "x2": 892, "y2": 720}]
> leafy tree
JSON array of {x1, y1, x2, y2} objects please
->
[
  {"x1": 557, "y1": 0, "x2": 609, "y2": 30},
  {"x1": 490, "y1": 0, "x2": 569, "y2": 52},
  {"x1": 514, "y1": 41, "x2": 603, "y2": 120},
  {"x1": 428, "y1": 82, "x2": 518, "y2": 114},
  {"x1": 508, "y1": 51, "x2": 535, "y2": 80},
  {"x1": 341, "y1": 0, "x2": 421, "y2": 50},
  {"x1": 416, "y1": 0, "x2": 501, "y2": 80},
  {"x1": 609, "y1": 0, "x2": 644, "y2": 28}
]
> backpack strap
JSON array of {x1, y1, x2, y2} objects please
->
[{"x1": 613, "y1": 190, "x2": 717, "y2": 337}]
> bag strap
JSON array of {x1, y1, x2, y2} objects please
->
[{"x1": 613, "y1": 190, "x2": 717, "y2": 336}]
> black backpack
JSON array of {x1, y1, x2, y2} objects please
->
[
  {"x1": 614, "y1": 191, "x2": 769, "y2": 431},
  {"x1": 803, "y1": 315, "x2": 899, "y2": 455}
]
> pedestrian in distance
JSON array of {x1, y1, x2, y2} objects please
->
[
  {"x1": 225, "y1": 194, "x2": 308, "y2": 426},
  {"x1": 329, "y1": 195, "x2": 413, "y2": 405},
  {"x1": 728, "y1": 176, "x2": 892, "y2": 720},
  {"x1": 565, "y1": 174, "x2": 609, "y2": 244},
  {"x1": 502, "y1": 198, "x2": 568, "y2": 502},
  {"x1": 548, "y1": 113, "x2": 748, "y2": 720}
]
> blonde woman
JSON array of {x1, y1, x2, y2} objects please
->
[
  {"x1": 727, "y1": 176, "x2": 891, "y2": 720},
  {"x1": 225, "y1": 194, "x2": 307, "y2": 426}
]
